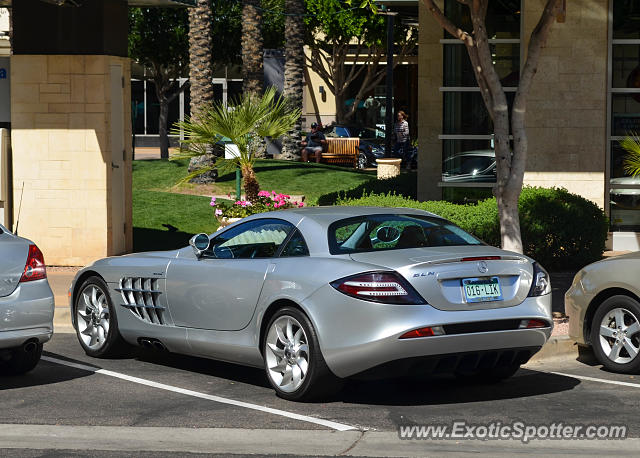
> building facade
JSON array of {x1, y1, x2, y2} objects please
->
[{"x1": 417, "y1": 0, "x2": 640, "y2": 250}]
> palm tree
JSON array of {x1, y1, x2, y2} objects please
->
[
  {"x1": 188, "y1": 0, "x2": 214, "y2": 118},
  {"x1": 242, "y1": 0, "x2": 264, "y2": 95},
  {"x1": 622, "y1": 133, "x2": 640, "y2": 177},
  {"x1": 175, "y1": 87, "x2": 300, "y2": 202},
  {"x1": 280, "y1": 0, "x2": 305, "y2": 160}
]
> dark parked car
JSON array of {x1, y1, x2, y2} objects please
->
[
  {"x1": 323, "y1": 125, "x2": 386, "y2": 169},
  {"x1": 442, "y1": 150, "x2": 496, "y2": 183}
]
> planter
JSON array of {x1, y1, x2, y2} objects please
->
[
  {"x1": 377, "y1": 158, "x2": 402, "y2": 180},
  {"x1": 216, "y1": 217, "x2": 242, "y2": 230}
]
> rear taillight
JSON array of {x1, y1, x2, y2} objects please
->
[
  {"x1": 330, "y1": 271, "x2": 426, "y2": 305},
  {"x1": 20, "y1": 244, "x2": 46, "y2": 282},
  {"x1": 399, "y1": 326, "x2": 445, "y2": 339}
]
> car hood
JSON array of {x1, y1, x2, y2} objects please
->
[
  {"x1": 0, "y1": 231, "x2": 29, "y2": 297},
  {"x1": 349, "y1": 246, "x2": 534, "y2": 311}
]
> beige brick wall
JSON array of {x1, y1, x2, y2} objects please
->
[
  {"x1": 10, "y1": 55, "x2": 132, "y2": 266},
  {"x1": 417, "y1": 0, "x2": 444, "y2": 202},
  {"x1": 522, "y1": 0, "x2": 608, "y2": 209},
  {"x1": 417, "y1": 1, "x2": 609, "y2": 209}
]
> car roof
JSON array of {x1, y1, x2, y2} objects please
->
[{"x1": 447, "y1": 150, "x2": 495, "y2": 158}]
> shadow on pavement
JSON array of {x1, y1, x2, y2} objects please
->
[
  {"x1": 0, "y1": 357, "x2": 92, "y2": 390},
  {"x1": 337, "y1": 368, "x2": 580, "y2": 406}
]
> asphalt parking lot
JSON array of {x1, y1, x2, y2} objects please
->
[{"x1": 1, "y1": 332, "x2": 639, "y2": 456}]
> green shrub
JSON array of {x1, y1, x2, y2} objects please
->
[
  {"x1": 317, "y1": 172, "x2": 417, "y2": 205},
  {"x1": 337, "y1": 187, "x2": 607, "y2": 271}
]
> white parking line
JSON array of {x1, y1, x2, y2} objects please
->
[
  {"x1": 550, "y1": 371, "x2": 640, "y2": 388},
  {"x1": 42, "y1": 356, "x2": 356, "y2": 432}
]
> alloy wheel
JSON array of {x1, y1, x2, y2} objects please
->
[
  {"x1": 598, "y1": 307, "x2": 640, "y2": 364},
  {"x1": 265, "y1": 315, "x2": 310, "y2": 393},
  {"x1": 76, "y1": 284, "x2": 110, "y2": 350}
]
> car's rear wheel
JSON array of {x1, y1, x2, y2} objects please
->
[
  {"x1": 357, "y1": 151, "x2": 368, "y2": 169},
  {"x1": 263, "y1": 307, "x2": 342, "y2": 401},
  {"x1": 0, "y1": 342, "x2": 43, "y2": 375},
  {"x1": 590, "y1": 295, "x2": 640, "y2": 373},
  {"x1": 75, "y1": 276, "x2": 128, "y2": 358}
]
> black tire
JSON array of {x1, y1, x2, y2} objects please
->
[
  {"x1": 263, "y1": 306, "x2": 343, "y2": 401},
  {"x1": 590, "y1": 295, "x2": 640, "y2": 374},
  {"x1": 74, "y1": 276, "x2": 129, "y2": 358},
  {"x1": 0, "y1": 342, "x2": 43, "y2": 375},
  {"x1": 357, "y1": 151, "x2": 368, "y2": 170},
  {"x1": 455, "y1": 364, "x2": 520, "y2": 383}
]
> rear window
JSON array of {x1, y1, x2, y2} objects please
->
[{"x1": 328, "y1": 214, "x2": 483, "y2": 255}]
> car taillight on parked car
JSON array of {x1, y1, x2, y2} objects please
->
[
  {"x1": 330, "y1": 271, "x2": 426, "y2": 305},
  {"x1": 20, "y1": 244, "x2": 47, "y2": 282},
  {"x1": 527, "y1": 262, "x2": 551, "y2": 297}
]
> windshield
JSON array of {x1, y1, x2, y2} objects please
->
[{"x1": 328, "y1": 214, "x2": 483, "y2": 255}]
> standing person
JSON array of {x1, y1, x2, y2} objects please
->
[
  {"x1": 393, "y1": 111, "x2": 410, "y2": 161},
  {"x1": 300, "y1": 122, "x2": 326, "y2": 163}
]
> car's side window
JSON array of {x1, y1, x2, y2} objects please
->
[
  {"x1": 209, "y1": 219, "x2": 294, "y2": 259},
  {"x1": 279, "y1": 229, "x2": 310, "y2": 257}
]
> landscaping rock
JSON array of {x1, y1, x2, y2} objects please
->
[{"x1": 188, "y1": 154, "x2": 218, "y2": 184}]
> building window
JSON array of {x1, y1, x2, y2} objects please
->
[
  {"x1": 440, "y1": 0, "x2": 521, "y2": 199},
  {"x1": 609, "y1": 0, "x2": 640, "y2": 231}
]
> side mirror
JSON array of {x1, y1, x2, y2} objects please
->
[
  {"x1": 189, "y1": 233, "x2": 210, "y2": 258},
  {"x1": 376, "y1": 226, "x2": 400, "y2": 243}
]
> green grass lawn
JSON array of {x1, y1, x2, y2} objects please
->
[{"x1": 132, "y1": 158, "x2": 410, "y2": 251}]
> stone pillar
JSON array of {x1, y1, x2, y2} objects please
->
[
  {"x1": 417, "y1": 1, "x2": 444, "y2": 202},
  {"x1": 10, "y1": 55, "x2": 132, "y2": 265}
]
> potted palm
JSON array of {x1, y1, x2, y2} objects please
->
[{"x1": 172, "y1": 87, "x2": 300, "y2": 202}]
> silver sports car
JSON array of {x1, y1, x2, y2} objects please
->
[
  {"x1": 69, "y1": 207, "x2": 552, "y2": 400},
  {"x1": 566, "y1": 252, "x2": 640, "y2": 373},
  {"x1": 1, "y1": 223, "x2": 54, "y2": 375}
]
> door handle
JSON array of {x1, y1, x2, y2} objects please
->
[{"x1": 111, "y1": 162, "x2": 120, "y2": 169}]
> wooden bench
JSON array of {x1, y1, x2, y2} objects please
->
[{"x1": 322, "y1": 137, "x2": 360, "y2": 168}]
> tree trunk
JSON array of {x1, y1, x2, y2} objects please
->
[
  {"x1": 242, "y1": 0, "x2": 264, "y2": 95},
  {"x1": 158, "y1": 98, "x2": 170, "y2": 159},
  {"x1": 188, "y1": 0, "x2": 214, "y2": 119},
  {"x1": 335, "y1": 91, "x2": 348, "y2": 124},
  {"x1": 241, "y1": 165, "x2": 260, "y2": 202},
  {"x1": 281, "y1": 0, "x2": 305, "y2": 160}
]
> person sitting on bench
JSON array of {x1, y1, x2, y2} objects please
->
[{"x1": 301, "y1": 122, "x2": 326, "y2": 163}]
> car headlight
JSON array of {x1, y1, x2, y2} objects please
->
[{"x1": 528, "y1": 262, "x2": 551, "y2": 296}]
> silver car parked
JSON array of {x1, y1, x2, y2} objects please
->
[
  {"x1": 566, "y1": 252, "x2": 640, "y2": 373},
  {"x1": 69, "y1": 207, "x2": 552, "y2": 400},
  {"x1": 0, "y1": 224, "x2": 54, "y2": 375}
]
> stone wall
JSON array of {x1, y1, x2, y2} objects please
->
[
  {"x1": 522, "y1": 0, "x2": 608, "y2": 209},
  {"x1": 10, "y1": 55, "x2": 132, "y2": 266}
]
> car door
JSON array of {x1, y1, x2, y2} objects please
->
[{"x1": 165, "y1": 218, "x2": 295, "y2": 331}]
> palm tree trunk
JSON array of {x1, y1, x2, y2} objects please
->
[
  {"x1": 241, "y1": 165, "x2": 260, "y2": 202},
  {"x1": 188, "y1": 0, "x2": 214, "y2": 119},
  {"x1": 242, "y1": 0, "x2": 264, "y2": 95},
  {"x1": 280, "y1": 0, "x2": 305, "y2": 160}
]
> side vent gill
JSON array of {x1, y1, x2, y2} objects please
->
[{"x1": 116, "y1": 277, "x2": 165, "y2": 325}]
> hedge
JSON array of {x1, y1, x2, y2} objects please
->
[{"x1": 336, "y1": 187, "x2": 608, "y2": 271}]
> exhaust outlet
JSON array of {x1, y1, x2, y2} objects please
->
[
  {"x1": 152, "y1": 341, "x2": 166, "y2": 352},
  {"x1": 138, "y1": 338, "x2": 153, "y2": 349},
  {"x1": 23, "y1": 341, "x2": 38, "y2": 353}
]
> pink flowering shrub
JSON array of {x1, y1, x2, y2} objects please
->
[{"x1": 211, "y1": 191, "x2": 305, "y2": 219}]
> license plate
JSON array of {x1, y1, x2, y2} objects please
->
[{"x1": 462, "y1": 277, "x2": 502, "y2": 303}]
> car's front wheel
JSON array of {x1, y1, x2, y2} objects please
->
[
  {"x1": 75, "y1": 276, "x2": 128, "y2": 358},
  {"x1": 0, "y1": 342, "x2": 43, "y2": 375},
  {"x1": 263, "y1": 307, "x2": 342, "y2": 401},
  {"x1": 590, "y1": 295, "x2": 640, "y2": 373}
]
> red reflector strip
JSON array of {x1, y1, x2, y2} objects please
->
[
  {"x1": 400, "y1": 327, "x2": 435, "y2": 339},
  {"x1": 526, "y1": 319, "x2": 549, "y2": 328},
  {"x1": 460, "y1": 256, "x2": 501, "y2": 262}
]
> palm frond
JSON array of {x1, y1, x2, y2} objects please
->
[{"x1": 621, "y1": 132, "x2": 640, "y2": 177}]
